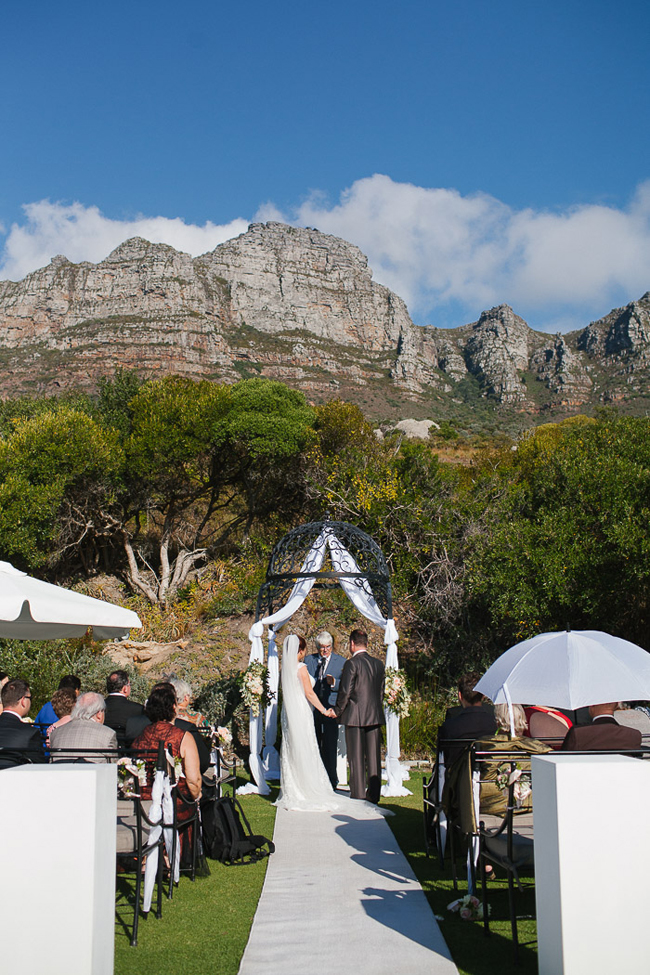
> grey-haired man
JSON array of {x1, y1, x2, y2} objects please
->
[{"x1": 305, "y1": 631, "x2": 346, "y2": 788}]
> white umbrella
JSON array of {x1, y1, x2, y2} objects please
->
[
  {"x1": 0, "y1": 561, "x2": 141, "y2": 640},
  {"x1": 475, "y1": 629, "x2": 650, "y2": 711}
]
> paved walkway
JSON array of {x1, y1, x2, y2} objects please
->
[{"x1": 238, "y1": 805, "x2": 459, "y2": 975}]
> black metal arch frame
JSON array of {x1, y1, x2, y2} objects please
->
[{"x1": 255, "y1": 518, "x2": 393, "y2": 623}]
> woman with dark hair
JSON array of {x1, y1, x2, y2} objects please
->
[
  {"x1": 45, "y1": 688, "x2": 77, "y2": 747},
  {"x1": 132, "y1": 682, "x2": 202, "y2": 805}
]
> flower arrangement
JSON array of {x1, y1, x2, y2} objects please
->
[
  {"x1": 165, "y1": 749, "x2": 184, "y2": 780},
  {"x1": 496, "y1": 762, "x2": 532, "y2": 807},
  {"x1": 384, "y1": 667, "x2": 411, "y2": 718},
  {"x1": 447, "y1": 894, "x2": 488, "y2": 920},
  {"x1": 117, "y1": 757, "x2": 146, "y2": 796},
  {"x1": 240, "y1": 661, "x2": 273, "y2": 717},
  {"x1": 214, "y1": 725, "x2": 232, "y2": 746}
]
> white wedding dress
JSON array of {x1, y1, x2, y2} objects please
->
[{"x1": 274, "y1": 635, "x2": 390, "y2": 817}]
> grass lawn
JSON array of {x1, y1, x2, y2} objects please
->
[
  {"x1": 114, "y1": 778, "x2": 278, "y2": 975},
  {"x1": 382, "y1": 772, "x2": 538, "y2": 975},
  {"x1": 114, "y1": 771, "x2": 537, "y2": 975}
]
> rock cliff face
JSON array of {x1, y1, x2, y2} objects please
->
[{"x1": 0, "y1": 222, "x2": 648, "y2": 418}]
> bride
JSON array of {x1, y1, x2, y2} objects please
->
[{"x1": 275, "y1": 634, "x2": 389, "y2": 816}]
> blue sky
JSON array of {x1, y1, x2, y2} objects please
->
[{"x1": 1, "y1": 0, "x2": 649, "y2": 332}]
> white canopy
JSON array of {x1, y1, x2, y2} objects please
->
[
  {"x1": 0, "y1": 561, "x2": 142, "y2": 641},
  {"x1": 242, "y1": 528, "x2": 410, "y2": 797}
]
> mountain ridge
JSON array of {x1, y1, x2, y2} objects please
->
[{"x1": 0, "y1": 222, "x2": 649, "y2": 424}]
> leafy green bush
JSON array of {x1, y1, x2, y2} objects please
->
[
  {"x1": 398, "y1": 692, "x2": 449, "y2": 759},
  {"x1": 0, "y1": 639, "x2": 151, "y2": 713}
]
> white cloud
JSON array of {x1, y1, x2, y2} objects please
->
[
  {"x1": 0, "y1": 200, "x2": 249, "y2": 281},
  {"x1": 260, "y1": 174, "x2": 650, "y2": 329},
  {"x1": 2, "y1": 179, "x2": 649, "y2": 332}
]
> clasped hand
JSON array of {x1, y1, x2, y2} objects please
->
[{"x1": 323, "y1": 707, "x2": 337, "y2": 718}]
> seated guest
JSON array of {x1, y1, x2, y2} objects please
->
[
  {"x1": 132, "y1": 684, "x2": 201, "y2": 799},
  {"x1": 437, "y1": 671, "x2": 497, "y2": 765},
  {"x1": 34, "y1": 674, "x2": 81, "y2": 744},
  {"x1": 476, "y1": 703, "x2": 550, "y2": 816},
  {"x1": 167, "y1": 675, "x2": 210, "y2": 730},
  {"x1": 50, "y1": 692, "x2": 118, "y2": 762},
  {"x1": 0, "y1": 679, "x2": 46, "y2": 768},
  {"x1": 131, "y1": 683, "x2": 201, "y2": 865},
  {"x1": 168, "y1": 677, "x2": 212, "y2": 773},
  {"x1": 562, "y1": 701, "x2": 642, "y2": 751},
  {"x1": 613, "y1": 702, "x2": 650, "y2": 735},
  {"x1": 523, "y1": 704, "x2": 572, "y2": 748},
  {"x1": 46, "y1": 688, "x2": 77, "y2": 747},
  {"x1": 104, "y1": 670, "x2": 145, "y2": 748}
]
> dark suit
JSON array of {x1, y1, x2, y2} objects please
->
[
  {"x1": 0, "y1": 711, "x2": 47, "y2": 769},
  {"x1": 438, "y1": 706, "x2": 497, "y2": 766},
  {"x1": 104, "y1": 694, "x2": 145, "y2": 748},
  {"x1": 561, "y1": 715, "x2": 642, "y2": 751},
  {"x1": 306, "y1": 651, "x2": 346, "y2": 788},
  {"x1": 334, "y1": 651, "x2": 385, "y2": 803}
]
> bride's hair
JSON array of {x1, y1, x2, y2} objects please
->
[{"x1": 298, "y1": 636, "x2": 306, "y2": 652}]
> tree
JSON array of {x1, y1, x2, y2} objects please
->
[
  {"x1": 0, "y1": 377, "x2": 316, "y2": 607},
  {"x1": 466, "y1": 414, "x2": 650, "y2": 649},
  {"x1": 0, "y1": 406, "x2": 122, "y2": 570}
]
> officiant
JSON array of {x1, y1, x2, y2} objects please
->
[{"x1": 306, "y1": 631, "x2": 345, "y2": 788}]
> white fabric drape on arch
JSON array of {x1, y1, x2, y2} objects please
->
[
  {"x1": 240, "y1": 528, "x2": 411, "y2": 797},
  {"x1": 238, "y1": 532, "x2": 328, "y2": 795}
]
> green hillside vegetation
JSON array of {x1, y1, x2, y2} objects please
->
[{"x1": 1, "y1": 373, "x2": 649, "y2": 746}]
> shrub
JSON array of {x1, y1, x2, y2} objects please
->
[
  {"x1": 0, "y1": 638, "x2": 151, "y2": 713},
  {"x1": 398, "y1": 691, "x2": 451, "y2": 760}
]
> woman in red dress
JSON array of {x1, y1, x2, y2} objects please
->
[{"x1": 132, "y1": 683, "x2": 202, "y2": 862}]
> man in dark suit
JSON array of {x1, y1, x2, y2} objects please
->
[
  {"x1": 305, "y1": 631, "x2": 346, "y2": 789},
  {"x1": 104, "y1": 670, "x2": 144, "y2": 748},
  {"x1": 437, "y1": 672, "x2": 497, "y2": 766},
  {"x1": 562, "y1": 701, "x2": 642, "y2": 751},
  {"x1": 0, "y1": 678, "x2": 46, "y2": 768},
  {"x1": 332, "y1": 629, "x2": 385, "y2": 804}
]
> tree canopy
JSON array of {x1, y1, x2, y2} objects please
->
[{"x1": 1, "y1": 377, "x2": 648, "y2": 682}]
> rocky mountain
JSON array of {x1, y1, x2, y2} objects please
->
[{"x1": 0, "y1": 221, "x2": 648, "y2": 422}]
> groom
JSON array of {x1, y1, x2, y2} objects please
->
[{"x1": 332, "y1": 629, "x2": 385, "y2": 804}]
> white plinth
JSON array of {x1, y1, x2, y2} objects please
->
[
  {"x1": 532, "y1": 754, "x2": 650, "y2": 975},
  {"x1": 0, "y1": 764, "x2": 117, "y2": 975}
]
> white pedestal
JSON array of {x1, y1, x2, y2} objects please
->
[
  {"x1": 0, "y1": 764, "x2": 117, "y2": 975},
  {"x1": 532, "y1": 754, "x2": 650, "y2": 975}
]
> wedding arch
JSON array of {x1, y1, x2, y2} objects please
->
[{"x1": 240, "y1": 517, "x2": 411, "y2": 797}]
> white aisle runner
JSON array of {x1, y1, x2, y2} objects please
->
[{"x1": 238, "y1": 806, "x2": 459, "y2": 975}]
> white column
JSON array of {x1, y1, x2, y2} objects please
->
[
  {"x1": 532, "y1": 754, "x2": 650, "y2": 975},
  {"x1": 0, "y1": 764, "x2": 117, "y2": 975}
]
